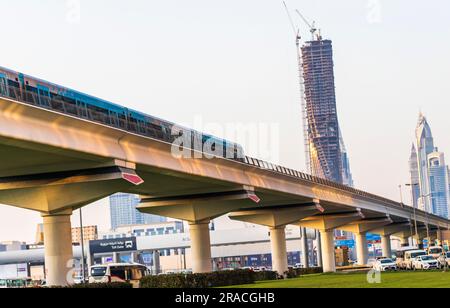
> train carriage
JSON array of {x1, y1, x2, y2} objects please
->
[{"x1": 0, "y1": 66, "x2": 245, "y2": 161}]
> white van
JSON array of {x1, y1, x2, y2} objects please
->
[{"x1": 89, "y1": 263, "x2": 150, "y2": 288}]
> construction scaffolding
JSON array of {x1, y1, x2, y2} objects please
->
[{"x1": 301, "y1": 38, "x2": 343, "y2": 184}]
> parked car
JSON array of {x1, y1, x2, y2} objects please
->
[
  {"x1": 373, "y1": 258, "x2": 397, "y2": 272},
  {"x1": 412, "y1": 255, "x2": 440, "y2": 270},
  {"x1": 437, "y1": 251, "x2": 450, "y2": 268},
  {"x1": 293, "y1": 263, "x2": 304, "y2": 269}
]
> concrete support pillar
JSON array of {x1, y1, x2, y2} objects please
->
[
  {"x1": 300, "y1": 227, "x2": 309, "y2": 268},
  {"x1": 401, "y1": 237, "x2": 410, "y2": 247},
  {"x1": 153, "y1": 250, "x2": 161, "y2": 275},
  {"x1": 436, "y1": 230, "x2": 443, "y2": 242},
  {"x1": 269, "y1": 226, "x2": 289, "y2": 276},
  {"x1": 86, "y1": 243, "x2": 94, "y2": 268},
  {"x1": 189, "y1": 221, "x2": 212, "y2": 273},
  {"x1": 320, "y1": 230, "x2": 336, "y2": 273},
  {"x1": 355, "y1": 233, "x2": 369, "y2": 266},
  {"x1": 131, "y1": 252, "x2": 138, "y2": 263},
  {"x1": 381, "y1": 235, "x2": 392, "y2": 258},
  {"x1": 316, "y1": 230, "x2": 322, "y2": 267},
  {"x1": 113, "y1": 252, "x2": 120, "y2": 263},
  {"x1": 42, "y1": 212, "x2": 73, "y2": 286}
]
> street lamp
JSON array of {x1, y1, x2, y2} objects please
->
[
  {"x1": 404, "y1": 183, "x2": 419, "y2": 245},
  {"x1": 79, "y1": 208, "x2": 86, "y2": 283},
  {"x1": 405, "y1": 183, "x2": 434, "y2": 248}
]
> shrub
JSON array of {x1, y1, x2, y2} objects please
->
[
  {"x1": 140, "y1": 270, "x2": 257, "y2": 288},
  {"x1": 253, "y1": 271, "x2": 278, "y2": 281},
  {"x1": 56, "y1": 282, "x2": 133, "y2": 289},
  {"x1": 284, "y1": 267, "x2": 324, "y2": 279}
]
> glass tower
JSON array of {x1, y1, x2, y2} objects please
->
[
  {"x1": 428, "y1": 151, "x2": 450, "y2": 218},
  {"x1": 109, "y1": 193, "x2": 166, "y2": 230},
  {"x1": 415, "y1": 114, "x2": 435, "y2": 212},
  {"x1": 409, "y1": 143, "x2": 421, "y2": 208}
]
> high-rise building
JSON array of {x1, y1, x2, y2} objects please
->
[
  {"x1": 301, "y1": 38, "x2": 345, "y2": 184},
  {"x1": 409, "y1": 143, "x2": 421, "y2": 208},
  {"x1": 410, "y1": 114, "x2": 450, "y2": 218},
  {"x1": 300, "y1": 36, "x2": 354, "y2": 249},
  {"x1": 340, "y1": 134, "x2": 354, "y2": 187},
  {"x1": 109, "y1": 193, "x2": 166, "y2": 230},
  {"x1": 427, "y1": 150, "x2": 450, "y2": 218},
  {"x1": 415, "y1": 113, "x2": 435, "y2": 212}
]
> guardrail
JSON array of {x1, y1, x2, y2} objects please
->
[{"x1": 242, "y1": 156, "x2": 399, "y2": 208}]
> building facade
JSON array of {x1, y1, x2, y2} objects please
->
[
  {"x1": 99, "y1": 221, "x2": 184, "y2": 240},
  {"x1": 109, "y1": 193, "x2": 166, "y2": 230},
  {"x1": 71, "y1": 226, "x2": 98, "y2": 244}
]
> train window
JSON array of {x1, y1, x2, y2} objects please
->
[
  {"x1": 8, "y1": 80, "x2": 20, "y2": 88},
  {"x1": 86, "y1": 104, "x2": 109, "y2": 124}
]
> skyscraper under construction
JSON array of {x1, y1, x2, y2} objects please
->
[{"x1": 301, "y1": 38, "x2": 350, "y2": 184}]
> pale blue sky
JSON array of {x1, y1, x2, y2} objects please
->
[{"x1": 0, "y1": 0, "x2": 449, "y2": 242}]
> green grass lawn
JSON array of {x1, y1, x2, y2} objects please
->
[{"x1": 229, "y1": 271, "x2": 450, "y2": 288}]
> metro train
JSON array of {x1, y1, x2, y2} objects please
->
[{"x1": 0, "y1": 66, "x2": 244, "y2": 160}]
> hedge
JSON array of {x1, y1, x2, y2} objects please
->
[
  {"x1": 140, "y1": 270, "x2": 260, "y2": 288},
  {"x1": 285, "y1": 267, "x2": 324, "y2": 279},
  {"x1": 140, "y1": 267, "x2": 324, "y2": 288},
  {"x1": 50, "y1": 282, "x2": 133, "y2": 289},
  {"x1": 253, "y1": 270, "x2": 278, "y2": 281}
]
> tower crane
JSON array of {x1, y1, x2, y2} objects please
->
[
  {"x1": 282, "y1": 1, "x2": 312, "y2": 174},
  {"x1": 295, "y1": 10, "x2": 321, "y2": 41},
  {"x1": 282, "y1": 1, "x2": 301, "y2": 46}
]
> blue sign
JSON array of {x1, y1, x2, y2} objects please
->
[
  {"x1": 336, "y1": 240, "x2": 355, "y2": 248},
  {"x1": 367, "y1": 233, "x2": 381, "y2": 241}
]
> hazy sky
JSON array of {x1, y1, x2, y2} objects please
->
[{"x1": 0, "y1": 0, "x2": 449, "y2": 242}]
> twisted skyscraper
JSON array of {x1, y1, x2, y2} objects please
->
[{"x1": 301, "y1": 38, "x2": 352, "y2": 185}]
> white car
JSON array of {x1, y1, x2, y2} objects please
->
[
  {"x1": 412, "y1": 255, "x2": 440, "y2": 270},
  {"x1": 373, "y1": 258, "x2": 397, "y2": 272}
]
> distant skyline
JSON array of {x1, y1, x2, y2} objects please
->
[{"x1": 0, "y1": 0, "x2": 449, "y2": 242}]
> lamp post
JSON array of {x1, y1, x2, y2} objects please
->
[
  {"x1": 404, "y1": 183, "x2": 419, "y2": 244},
  {"x1": 79, "y1": 208, "x2": 86, "y2": 283}
]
